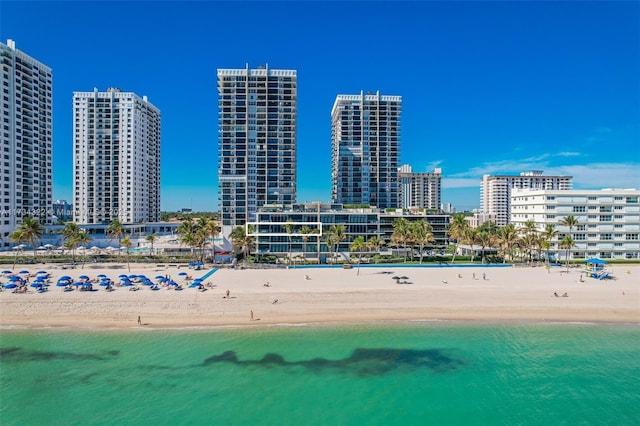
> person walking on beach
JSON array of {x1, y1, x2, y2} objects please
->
[
  {"x1": 137, "y1": 316, "x2": 141, "y2": 326},
  {"x1": 250, "y1": 310, "x2": 254, "y2": 321},
  {"x1": 225, "y1": 289, "x2": 230, "y2": 298}
]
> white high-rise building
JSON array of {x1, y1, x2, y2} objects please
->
[
  {"x1": 511, "y1": 188, "x2": 640, "y2": 260},
  {"x1": 0, "y1": 39, "x2": 53, "y2": 250},
  {"x1": 331, "y1": 91, "x2": 401, "y2": 209},
  {"x1": 73, "y1": 88, "x2": 160, "y2": 224},
  {"x1": 217, "y1": 65, "x2": 297, "y2": 228},
  {"x1": 481, "y1": 171, "x2": 572, "y2": 226},
  {"x1": 399, "y1": 165, "x2": 442, "y2": 210}
]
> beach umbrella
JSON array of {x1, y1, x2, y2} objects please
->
[
  {"x1": 37, "y1": 270, "x2": 48, "y2": 274},
  {"x1": 56, "y1": 281, "x2": 69, "y2": 287},
  {"x1": 9, "y1": 276, "x2": 22, "y2": 282},
  {"x1": 128, "y1": 274, "x2": 138, "y2": 279},
  {"x1": 2, "y1": 270, "x2": 12, "y2": 275},
  {"x1": 121, "y1": 281, "x2": 133, "y2": 287},
  {"x1": 97, "y1": 274, "x2": 107, "y2": 278},
  {"x1": 167, "y1": 281, "x2": 178, "y2": 286},
  {"x1": 4, "y1": 283, "x2": 17, "y2": 289},
  {"x1": 19, "y1": 270, "x2": 29, "y2": 274},
  {"x1": 118, "y1": 274, "x2": 129, "y2": 279},
  {"x1": 79, "y1": 275, "x2": 90, "y2": 281},
  {"x1": 30, "y1": 283, "x2": 43, "y2": 288},
  {"x1": 60, "y1": 276, "x2": 72, "y2": 280},
  {"x1": 178, "y1": 272, "x2": 188, "y2": 276}
]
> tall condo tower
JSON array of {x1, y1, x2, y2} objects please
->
[
  {"x1": 0, "y1": 40, "x2": 53, "y2": 250},
  {"x1": 399, "y1": 165, "x2": 442, "y2": 210},
  {"x1": 73, "y1": 88, "x2": 161, "y2": 224},
  {"x1": 480, "y1": 170, "x2": 572, "y2": 226},
  {"x1": 331, "y1": 91, "x2": 401, "y2": 209},
  {"x1": 217, "y1": 65, "x2": 297, "y2": 228}
]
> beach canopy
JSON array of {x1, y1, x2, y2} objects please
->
[
  {"x1": 585, "y1": 258, "x2": 607, "y2": 265},
  {"x1": 19, "y1": 270, "x2": 29, "y2": 274},
  {"x1": 79, "y1": 275, "x2": 90, "y2": 280},
  {"x1": 2, "y1": 270, "x2": 12, "y2": 274},
  {"x1": 178, "y1": 272, "x2": 188, "y2": 276},
  {"x1": 60, "y1": 276, "x2": 72, "y2": 280},
  {"x1": 4, "y1": 283, "x2": 17, "y2": 289},
  {"x1": 9, "y1": 276, "x2": 22, "y2": 282},
  {"x1": 56, "y1": 281, "x2": 69, "y2": 287}
]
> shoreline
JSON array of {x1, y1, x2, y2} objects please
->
[{"x1": 1, "y1": 263, "x2": 638, "y2": 329}]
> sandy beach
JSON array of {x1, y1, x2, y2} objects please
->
[{"x1": 1, "y1": 263, "x2": 638, "y2": 328}]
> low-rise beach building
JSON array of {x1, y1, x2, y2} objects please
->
[
  {"x1": 248, "y1": 202, "x2": 450, "y2": 262},
  {"x1": 511, "y1": 188, "x2": 640, "y2": 260}
]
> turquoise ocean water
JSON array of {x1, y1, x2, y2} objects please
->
[{"x1": 1, "y1": 323, "x2": 639, "y2": 425}]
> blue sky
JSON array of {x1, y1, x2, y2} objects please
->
[{"x1": 2, "y1": 1, "x2": 639, "y2": 212}]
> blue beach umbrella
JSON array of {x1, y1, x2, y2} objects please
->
[
  {"x1": 30, "y1": 283, "x2": 43, "y2": 288},
  {"x1": 56, "y1": 281, "x2": 69, "y2": 287},
  {"x1": 60, "y1": 275, "x2": 72, "y2": 280},
  {"x1": 178, "y1": 272, "x2": 188, "y2": 276},
  {"x1": 19, "y1": 270, "x2": 29, "y2": 274},
  {"x1": 155, "y1": 275, "x2": 165, "y2": 279},
  {"x1": 9, "y1": 276, "x2": 21, "y2": 282},
  {"x1": 79, "y1": 275, "x2": 90, "y2": 280},
  {"x1": 2, "y1": 270, "x2": 12, "y2": 274},
  {"x1": 37, "y1": 270, "x2": 47, "y2": 274},
  {"x1": 97, "y1": 274, "x2": 107, "y2": 278},
  {"x1": 4, "y1": 283, "x2": 17, "y2": 289}
]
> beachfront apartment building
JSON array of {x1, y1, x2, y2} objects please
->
[
  {"x1": 73, "y1": 88, "x2": 161, "y2": 224},
  {"x1": 511, "y1": 188, "x2": 640, "y2": 260},
  {"x1": 481, "y1": 171, "x2": 572, "y2": 227},
  {"x1": 331, "y1": 91, "x2": 401, "y2": 209},
  {"x1": 399, "y1": 165, "x2": 442, "y2": 210},
  {"x1": 217, "y1": 65, "x2": 297, "y2": 230},
  {"x1": 0, "y1": 40, "x2": 53, "y2": 250},
  {"x1": 247, "y1": 202, "x2": 449, "y2": 262}
]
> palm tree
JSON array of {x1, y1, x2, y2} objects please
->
[
  {"x1": 75, "y1": 230, "x2": 91, "y2": 269},
  {"x1": 60, "y1": 222, "x2": 82, "y2": 264},
  {"x1": 204, "y1": 219, "x2": 221, "y2": 263},
  {"x1": 411, "y1": 219, "x2": 434, "y2": 264},
  {"x1": 10, "y1": 229, "x2": 24, "y2": 269},
  {"x1": 496, "y1": 224, "x2": 519, "y2": 263},
  {"x1": 299, "y1": 225, "x2": 315, "y2": 264},
  {"x1": 559, "y1": 236, "x2": 575, "y2": 272},
  {"x1": 326, "y1": 224, "x2": 346, "y2": 263},
  {"x1": 230, "y1": 225, "x2": 255, "y2": 263},
  {"x1": 146, "y1": 232, "x2": 156, "y2": 256},
  {"x1": 477, "y1": 221, "x2": 498, "y2": 263},
  {"x1": 559, "y1": 215, "x2": 579, "y2": 265},
  {"x1": 107, "y1": 219, "x2": 124, "y2": 255},
  {"x1": 518, "y1": 219, "x2": 538, "y2": 264},
  {"x1": 15, "y1": 217, "x2": 44, "y2": 257},
  {"x1": 121, "y1": 237, "x2": 132, "y2": 272},
  {"x1": 366, "y1": 236, "x2": 384, "y2": 264},
  {"x1": 176, "y1": 219, "x2": 197, "y2": 259},
  {"x1": 284, "y1": 219, "x2": 296, "y2": 267},
  {"x1": 448, "y1": 214, "x2": 469, "y2": 264},
  {"x1": 391, "y1": 218, "x2": 411, "y2": 262},
  {"x1": 350, "y1": 236, "x2": 366, "y2": 275},
  {"x1": 541, "y1": 224, "x2": 558, "y2": 267}
]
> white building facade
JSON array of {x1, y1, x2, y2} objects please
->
[
  {"x1": 331, "y1": 91, "x2": 401, "y2": 209},
  {"x1": 73, "y1": 88, "x2": 161, "y2": 224},
  {"x1": 0, "y1": 40, "x2": 53, "y2": 250},
  {"x1": 399, "y1": 165, "x2": 441, "y2": 210},
  {"x1": 481, "y1": 171, "x2": 572, "y2": 227},
  {"x1": 217, "y1": 65, "x2": 297, "y2": 229},
  {"x1": 511, "y1": 189, "x2": 640, "y2": 260}
]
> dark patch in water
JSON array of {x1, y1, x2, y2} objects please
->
[
  {"x1": 202, "y1": 348, "x2": 463, "y2": 376},
  {"x1": 0, "y1": 347, "x2": 120, "y2": 362}
]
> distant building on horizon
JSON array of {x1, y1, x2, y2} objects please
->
[
  {"x1": 481, "y1": 171, "x2": 572, "y2": 227},
  {"x1": 0, "y1": 39, "x2": 53, "y2": 250},
  {"x1": 331, "y1": 91, "x2": 401, "y2": 209},
  {"x1": 399, "y1": 165, "x2": 442, "y2": 210},
  {"x1": 73, "y1": 88, "x2": 161, "y2": 224},
  {"x1": 217, "y1": 65, "x2": 297, "y2": 230}
]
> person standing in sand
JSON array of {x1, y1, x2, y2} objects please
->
[
  {"x1": 250, "y1": 310, "x2": 254, "y2": 321},
  {"x1": 137, "y1": 316, "x2": 141, "y2": 325},
  {"x1": 225, "y1": 289, "x2": 230, "y2": 298}
]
